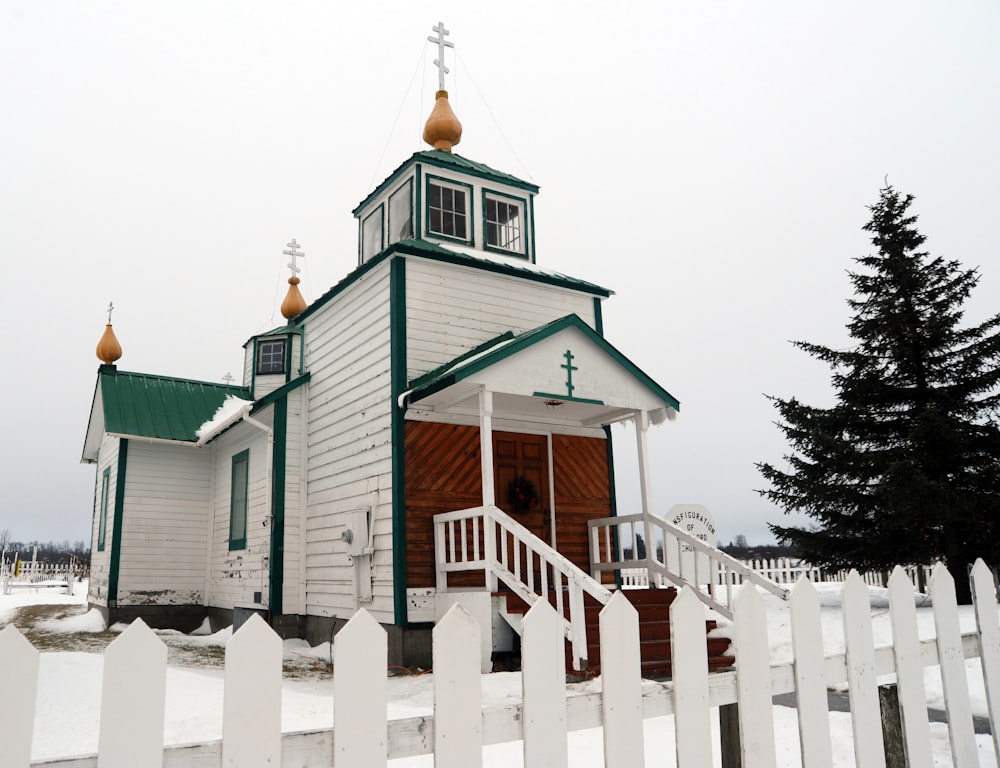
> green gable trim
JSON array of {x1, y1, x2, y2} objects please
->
[
  {"x1": 405, "y1": 314, "x2": 681, "y2": 413},
  {"x1": 408, "y1": 331, "x2": 515, "y2": 391},
  {"x1": 390, "y1": 258, "x2": 408, "y2": 626},
  {"x1": 99, "y1": 369, "x2": 250, "y2": 443},
  {"x1": 533, "y1": 391, "x2": 605, "y2": 405},
  {"x1": 107, "y1": 438, "x2": 128, "y2": 606},
  {"x1": 252, "y1": 373, "x2": 311, "y2": 411},
  {"x1": 269, "y1": 396, "x2": 287, "y2": 616},
  {"x1": 352, "y1": 150, "x2": 538, "y2": 217},
  {"x1": 593, "y1": 297, "x2": 604, "y2": 336}
]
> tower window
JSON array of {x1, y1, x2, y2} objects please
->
[
  {"x1": 389, "y1": 181, "x2": 413, "y2": 244},
  {"x1": 229, "y1": 450, "x2": 249, "y2": 551},
  {"x1": 257, "y1": 339, "x2": 286, "y2": 375},
  {"x1": 484, "y1": 194, "x2": 524, "y2": 254},
  {"x1": 362, "y1": 206, "x2": 384, "y2": 261},
  {"x1": 427, "y1": 179, "x2": 470, "y2": 241}
]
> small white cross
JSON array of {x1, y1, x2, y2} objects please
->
[
  {"x1": 427, "y1": 21, "x2": 454, "y2": 91},
  {"x1": 106, "y1": 301, "x2": 114, "y2": 323},
  {"x1": 222, "y1": 372, "x2": 235, "y2": 385},
  {"x1": 282, "y1": 239, "x2": 304, "y2": 277}
]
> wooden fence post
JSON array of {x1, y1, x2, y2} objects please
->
[
  {"x1": 334, "y1": 608, "x2": 387, "y2": 767},
  {"x1": 719, "y1": 703, "x2": 741, "y2": 768},
  {"x1": 434, "y1": 604, "x2": 483, "y2": 768},
  {"x1": 223, "y1": 613, "x2": 282, "y2": 767},
  {"x1": 0, "y1": 625, "x2": 38, "y2": 768},
  {"x1": 600, "y1": 591, "x2": 644, "y2": 768},
  {"x1": 878, "y1": 684, "x2": 906, "y2": 768},
  {"x1": 972, "y1": 559, "x2": 1000, "y2": 762},
  {"x1": 789, "y1": 577, "x2": 833, "y2": 768},
  {"x1": 842, "y1": 572, "x2": 887, "y2": 767},
  {"x1": 521, "y1": 600, "x2": 568, "y2": 768},
  {"x1": 671, "y1": 588, "x2": 711, "y2": 768},
  {"x1": 733, "y1": 583, "x2": 777, "y2": 766}
]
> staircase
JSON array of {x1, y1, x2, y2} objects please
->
[{"x1": 497, "y1": 587, "x2": 733, "y2": 677}]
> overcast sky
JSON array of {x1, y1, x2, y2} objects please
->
[{"x1": 2, "y1": 2, "x2": 998, "y2": 548}]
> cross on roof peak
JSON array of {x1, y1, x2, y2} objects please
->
[
  {"x1": 427, "y1": 21, "x2": 454, "y2": 91},
  {"x1": 106, "y1": 301, "x2": 114, "y2": 324},
  {"x1": 282, "y1": 239, "x2": 304, "y2": 277}
]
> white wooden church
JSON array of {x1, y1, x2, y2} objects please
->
[{"x1": 82, "y1": 26, "x2": 749, "y2": 672}]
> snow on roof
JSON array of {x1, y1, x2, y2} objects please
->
[{"x1": 195, "y1": 395, "x2": 253, "y2": 441}]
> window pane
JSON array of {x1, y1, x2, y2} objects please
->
[
  {"x1": 389, "y1": 182, "x2": 412, "y2": 243},
  {"x1": 230, "y1": 453, "x2": 248, "y2": 549},
  {"x1": 258, "y1": 339, "x2": 285, "y2": 375},
  {"x1": 362, "y1": 209, "x2": 383, "y2": 260},
  {"x1": 485, "y1": 195, "x2": 523, "y2": 252},
  {"x1": 428, "y1": 182, "x2": 468, "y2": 241}
]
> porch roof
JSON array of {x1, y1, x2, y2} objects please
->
[{"x1": 401, "y1": 314, "x2": 680, "y2": 428}]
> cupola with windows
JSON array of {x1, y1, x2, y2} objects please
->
[{"x1": 352, "y1": 23, "x2": 539, "y2": 266}]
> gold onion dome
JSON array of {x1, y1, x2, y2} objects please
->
[
  {"x1": 422, "y1": 90, "x2": 462, "y2": 152},
  {"x1": 96, "y1": 323, "x2": 122, "y2": 365},
  {"x1": 281, "y1": 276, "x2": 307, "y2": 319}
]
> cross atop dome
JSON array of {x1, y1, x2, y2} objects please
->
[
  {"x1": 427, "y1": 21, "x2": 454, "y2": 92},
  {"x1": 283, "y1": 238, "x2": 304, "y2": 278}
]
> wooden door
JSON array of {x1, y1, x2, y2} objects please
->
[{"x1": 493, "y1": 432, "x2": 550, "y2": 543}]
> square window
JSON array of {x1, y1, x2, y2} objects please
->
[
  {"x1": 427, "y1": 180, "x2": 469, "y2": 241},
  {"x1": 257, "y1": 339, "x2": 286, "y2": 375},
  {"x1": 485, "y1": 194, "x2": 523, "y2": 253}
]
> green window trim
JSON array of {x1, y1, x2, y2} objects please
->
[
  {"x1": 97, "y1": 468, "x2": 110, "y2": 551},
  {"x1": 481, "y1": 187, "x2": 529, "y2": 259},
  {"x1": 424, "y1": 174, "x2": 474, "y2": 246},
  {"x1": 229, "y1": 449, "x2": 250, "y2": 551}
]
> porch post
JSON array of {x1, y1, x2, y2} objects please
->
[
  {"x1": 479, "y1": 388, "x2": 498, "y2": 591},
  {"x1": 480, "y1": 388, "x2": 495, "y2": 506},
  {"x1": 635, "y1": 410, "x2": 653, "y2": 515}
]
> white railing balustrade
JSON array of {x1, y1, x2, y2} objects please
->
[
  {"x1": 434, "y1": 504, "x2": 611, "y2": 671},
  {"x1": 589, "y1": 512, "x2": 789, "y2": 619}
]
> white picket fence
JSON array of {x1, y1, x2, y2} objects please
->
[{"x1": 3, "y1": 561, "x2": 1000, "y2": 767}]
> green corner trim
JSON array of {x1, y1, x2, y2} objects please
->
[
  {"x1": 269, "y1": 397, "x2": 288, "y2": 616},
  {"x1": 390, "y1": 258, "x2": 408, "y2": 625},
  {"x1": 107, "y1": 438, "x2": 128, "y2": 604}
]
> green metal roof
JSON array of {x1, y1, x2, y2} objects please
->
[
  {"x1": 99, "y1": 368, "x2": 251, "y2": 442},
  {"x1": 352, "y1": 149, "x2": 539, "y2": 216},
  {"x1": 405, "y1": 314, "x2": 681, "y2": 412}
]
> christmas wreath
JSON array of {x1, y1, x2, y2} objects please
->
[{"x1": 508, "y1": 475, "x2": 540, "y2": 513}]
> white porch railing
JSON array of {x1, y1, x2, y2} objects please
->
[
  {"x1": 434, "y1": 504, "x2": 612, "y2": 671},
  {"x1": 589, "y1": 512, "x2": 789, "y2": 620}
]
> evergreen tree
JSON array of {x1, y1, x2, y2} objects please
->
[{"x1": 758, "y1": 185, "x2": 1000, "y2": 602}]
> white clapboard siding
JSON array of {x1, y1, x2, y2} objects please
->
[
  {"x1": 99, "y1": 619, "x2": 167, "y2": 768},
  {"x1": 930, "y1": 562, "x2": 978, "y2": 766},
  {"x1": 0, "y1": 625, "x2": 38, "y2": 768},
  {"x1": 887, "y1": 566, "x2": 933, "y2": 767},
  {"x1": 8, "y1": 565, "x2": 1000, "y2": 766},
  {"x1": 224, "y1": 614, "x2": 282, "y2": 767},
  {"x1": 733, "y1": 584, "x2": 776, "y2": 767},
  {"x1": 118, "y1": 442, "x2": 211, "y2": 599},
  {"x1": 842, "y1": 571, "x2": 886, "y2": 767},
  {"x1": 406, "y1": 257, "x2": 599, "y2": 378},
  {"x1": 788, "y1": 577, "x2": 833, "y2": 768},
  {"x1": 600, "y1": 591, "x2": 644, "y2": 768}
]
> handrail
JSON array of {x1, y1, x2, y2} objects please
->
[
  {"x1": 434, "y1": 505, "x2": 611, "y2": 671},
  {"x1": 588, "y1": 512, "x2": 789, "y2": 620}
]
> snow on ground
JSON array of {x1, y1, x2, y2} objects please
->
[{"x1": 4, "y1": 580, "x2": 998, "y2": 766}]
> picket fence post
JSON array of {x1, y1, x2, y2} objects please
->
[
  {"x1": 521, "y1": 599, "x2": 568, "y2": 768},
  {"x1": 0, "y1": 625, "x2": 38, "y2": 768},
  {"x1": 886, "y1": 566, "x2": 933, "y2": 768},
  {"x1": 788, "y1": 577, "x2": 832, "y2": 768},
  {"x1": 98, "y1": 618, "x2": 167, "y2": 768},
  {"x1": 600, "y1": 590, "x2": 644, "y2": 768},
  {"x1": 733, "y1": 583, "x2": 776, "y2": 767},
  {"x1": 930, "y1": 562, "x2": 978, "y2": 766},
  {"x1": 842, "y1": 571, "x2": 886, "y2": 767},
  {"x1": 224, "y1": 613, "x2": 282, "y2": 767},
  {"x1": 972, "y1": 559, "x2": 1000, "y2": 762},
  {"x1": 434, "y1": 603, "x2": 482, "y2": 768},
  {"x1": 334, "y1": 608, "x2": 387, "y2": 767},
  {"x1": 671, "y1": 587, "x2": 712, "y2": 768}
]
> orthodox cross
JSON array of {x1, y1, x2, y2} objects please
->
[
  {"x1": 282, "y1": 239, "x2": 304, "y2": 277},
  {"x1": 106, "y1": 301, "x2": 115, "y2": 324},
  {"x1": 222, "y1": 372, "x2": 235, "y2": 385},
  {"x1": 561, "y1": 349, "x2": 578, "y2": 397},
  {"x1": 427, "y1": 21, "x2": 454, "y2": 91}
]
